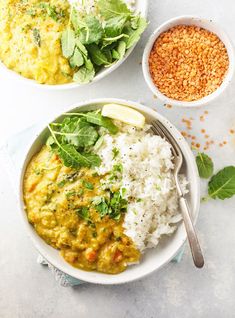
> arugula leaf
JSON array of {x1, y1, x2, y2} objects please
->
[
  {"x1": 104, "y1": 15, "x2": 127, "y2": 37},
  {"x1": 97, "y1": 0, "x2": 131, "y2": 19},
  {"x1": 32, "y1": 28, "x2": 41, "y2": 47},
  {"x1": 93, "y1": 135, "x2": 104, "y2": 151},
  {"x1": 82, "y1": 153, "x2": 101, "y2": 167},
  {"x1": 84, "y1": 112, "x2": 118, "y2": 134},
  {"x1": 125, "y1": 17, "x2": 148, "y2": 49},
  {"x1": 48, "y1": 124, "x2": 101, "y2": 168},
  {"x1": 208, "y1": 166, "x2": 235, "y2": 200},
  {"x1": 57, "y1": 144, "x2": 90, "y2": 168},
  {"x1": 77, "y1": 15, "x2": 103, "y2": 45},
  {"x1": 117, "y1": 40, "x2": 126, "y2": 59},
  {"x1": 76, "y1": 39, "x2": 88, "y2": 56},
  {"x1": 61, "y1": 28, "x2": 76, "y2": 58},
  {"x1": 87, "y1": 44, "x2": 110, "y2": 66},
  {"x1": 73, "y1": 65, "x2": 95, "y2": 83},
  {"x1": 69, "y1": 48, "x2": 84, "y2": 68},
  {"x1": 196, "y1": 152, "x2": 214, "y2": 179},
  {"x1": 60, "y1": 125, "x2": 98, "y2": 148}
]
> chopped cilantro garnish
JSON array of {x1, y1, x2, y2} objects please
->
[
  {"x1": 83, "y1": 180, "x2": 94, "y2": 190},
  {"x1": 112, "y1": 147, "x2": 119, "y2": 159}
]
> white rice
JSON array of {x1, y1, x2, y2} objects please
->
[{"x1": 96, "y1": 124, "x2": 188, "y2": 252}]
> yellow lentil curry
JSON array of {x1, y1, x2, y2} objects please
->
[
  {"x1": 0, "y1": 0, "x2": 73, "y2": 84},
  {"x1": 23, "y1": 146, "x2": 140, "y2": 274}
]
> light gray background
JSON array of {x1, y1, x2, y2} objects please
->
[{"x1": 1, "y1": 0, "x2": 235, "y2": 317}]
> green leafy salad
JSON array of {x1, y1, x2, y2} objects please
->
[
  {"x1": 61, "y1": 0, "x2": 148, "y2": 83},
  {"x1": 47, "y1": 109, "x2": 118, "y2": 169}
]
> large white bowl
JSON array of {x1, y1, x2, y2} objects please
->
[
  {"x1": 18, "y1": 98, "x2": 200, "y2": 284},
  {"x1": 0, "y1": 1, "x2": 148, "y2": 90},
  {"x1": 142, "y1": 16, "x2": 235, "y2": 107}
]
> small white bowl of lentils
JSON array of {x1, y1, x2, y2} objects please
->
[{"x1": 142, "y1": 16, "x2": 234, "y2": 107}]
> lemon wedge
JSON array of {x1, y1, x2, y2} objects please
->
[{"x1": 101, "y1": 104, "x2": 145, "y2": 128}]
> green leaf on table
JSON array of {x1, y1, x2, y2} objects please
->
[
  {"x1": 97, "y1": 0, "x2": 131, "y2": 19},
  {"x1": 208, "y1": 166, "x2": 235, "y2": 200},
  {"x1": 73, "y1": 64, "x2": 95, "y2": 83},
  {"x1": 61, "y1": 28, "x2": 76, "y2": 58},
  {"x1": 69, "y1": 47, "x2": 84, "y2": 68},
  {"x1": 196, "y1": 152, "x2": 214, "y2": 179}
]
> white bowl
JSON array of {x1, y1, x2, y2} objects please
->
[
  {"x1": 18, "y1": 98, "x2": 200, "y2": 284},
  {"x1": 0, "y1": 1, "x2": 148, "y2": 90},
  {"x1": 142, "y1": 16, "x2": 235, "y2": 107}
]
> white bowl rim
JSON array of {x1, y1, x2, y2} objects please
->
[
  {"x1": 142, "y1": 15, "x2": 235, "y2": 108},
  {"x1": 0, "y1": 1, "x2": 148, "y2": 90},
  {"x1": 18, "y1": 98, "x2": 200, "y2": 284}
]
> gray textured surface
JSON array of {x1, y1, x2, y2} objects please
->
[{"x1": 1, "y1": 0, "x2": 235, "y2": 317}]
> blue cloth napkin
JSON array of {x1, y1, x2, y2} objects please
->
[{"x1": 0, "y1": 124, "x2": 185, "y2": 287}]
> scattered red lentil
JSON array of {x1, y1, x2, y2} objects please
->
[
  {"x1": 223, "y1": 141, "x2": 227, "y2": 145},
  {"x1": 149, "y1": 25, "x2": 229, "y2": 102},
  {"x1": 201, "y1": 129, "x2": 206, "y2": 133},
  {"x1": 195, "y1": 143, "x2": 201, "y2": 148},
  {"x1": 200, "y1": 116, "x2": 205, "y2": 122},
  {"x1": 204, "y1": 111, "x2": 209, "y2": 115},
  {"x1": 205, "y1": 134, "x2": 209, "y2": 139},
  {"x1": 230, "y1": 129, "x2": 235, "y2": 134}
]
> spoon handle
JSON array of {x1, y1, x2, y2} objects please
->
[{"x1": 179, "y1": 197, "x2": 204, "y2": 268}]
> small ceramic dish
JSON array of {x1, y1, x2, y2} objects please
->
[
  {"x1": 18, "y1": 98, "x2": 200, "y2": 284},
  {"x1": 142, "y1": 16, "x2": 235, "y2": 107},
  {"x1": 0, "y1": 0, "x2": 148, "y2": 90}
]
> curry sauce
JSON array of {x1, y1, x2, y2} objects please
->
[
  {"x1": 23, "y1": 146, "x2": 140, "y2": 274},
  {"x1": 0, "y1": 0, "x2": 73, "y2": 84}
]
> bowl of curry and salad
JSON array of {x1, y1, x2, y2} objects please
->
[
  {"x1": 20, "y1": 99, "x2": 200, "y2": 284},
  {"x1": 0, "y1": 0, "x2": 148, "y2": 87}
]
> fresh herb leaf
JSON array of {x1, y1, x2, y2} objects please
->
[
  {"x1": 57, "y1": 179, "x2": 66, "y2": 187},
  {"x1": 87, "y1": 44, "x2": 110, "y2": 66},
  {"x1": 94, "y1": 190, "x2": 127, "y2": 220},
  {"x1": 83, "y1": 180, "x2": 94, "y2": 190},
  {"x1": 93, "y1": 135, "x2": 104, "y2": 151},
  {"x1": 84, "y1": 112, "x2": 118, "y2": 134},
  {"x1": 32, "y1": 28, "x2": 41, "y2": 47},
  {"x1": 73, "y1": 64, "x2": 95, "y2": 83},
  {"x1": 48, "y1": 124, "x2": 100, "y2": 168},
  {"x1": 97, "y1": 0, "x2": 131, "y2": 19},
  {"x1": 76, "y1": 207, "x2": 90, "y2": 221},
  {"x1": 112, "y1": 147, "x2": 119, "y2": 159},
  {"x1": 60, "y1": 123, "x2": 98, "y2": 148},
  {"x1": 208, "y1": 166, "x2": 235, "y2": 200},
  {"x1": 82, "y1": 153, "x2": 101, "y2": 167},
  {"x1": 104, "y1": 15, "x2": 127, "y2": 37},
  {"x1": 125, "y1": 17, "x2": 148, "y2": 49},
  {"x1": 78, "y1": 15, "x2": 103, "y2": 44},
  {"x1": 61, "y1": 28, "x2": 76, "y2": 58},
  {"x1": 196, "y1": 152, "x2": 214, "y2": 179},
  {"x1": 117, "y1": 40, "x2": 126, "y2": 59},
  {"x1": 70, "y1": 48, "x2": 84, "y2": 68}
]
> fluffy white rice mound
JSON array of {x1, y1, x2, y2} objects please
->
[{"x1": 96, "y1": 124, "x2": 187, "y2": 252}]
